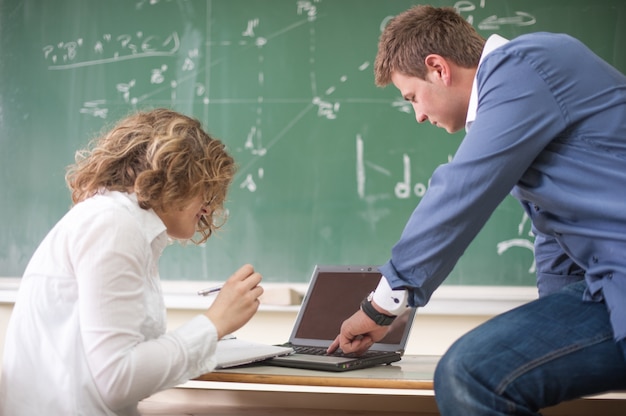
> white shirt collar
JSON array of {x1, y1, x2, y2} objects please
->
[
  {"x1": 103, "y1": 190, "x2": 168, "y2": 244},
  {"x1": 465, "y1": 34, "x2": 510, "y2": 131}
]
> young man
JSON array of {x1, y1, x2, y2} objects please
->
[{"x1": 328, "y1": 5, "x2": 626, "y2": 415}]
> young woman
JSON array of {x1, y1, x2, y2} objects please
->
[{"x1": 0, "y1": 108, "x2": 264, "y2": 415}]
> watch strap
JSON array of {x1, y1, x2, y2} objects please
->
[{"x1": 360, "y1": 297, "x2": 396, "y2": 326}]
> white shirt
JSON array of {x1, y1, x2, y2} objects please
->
[
  {"x1": 0, "y1": 191, "x2": 218, "y2": 416},
  {"x1": 465, "y1": 34, "x2": 509, "y2": 130},
  {"x1": 372, "y1": 277, "x2": 410, "y2": 316}
]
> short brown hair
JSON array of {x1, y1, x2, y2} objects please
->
[
  {"x1": 66, "y1": 108, "x2": 236, "y2": 243},
  {"x1": 375, "y1": 5, "x2": 485, "y2": 86}
]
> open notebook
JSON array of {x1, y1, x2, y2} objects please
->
[
  {"x1": 214, "y1": 335, "x2": 293, "y2": 369},
  {"x1": 267, "y1": 265, "x2": 416, "y2": 372}
]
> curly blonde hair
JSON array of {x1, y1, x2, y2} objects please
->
[
  {"x1": 375, "y1": 5, "x2": 485, "y2": 86},
  {"x1": 65, "y1": 108, "x2": 236, "y2": 244}
]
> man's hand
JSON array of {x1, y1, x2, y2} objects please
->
[{"x1": 327, "y1": 307, "x2": 391, "y2": 356}]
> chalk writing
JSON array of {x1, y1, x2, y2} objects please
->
[
  {"x1": 357, "y1": 134, "x2": 450, "y2": 201},
  {"x1": 40, "y1": 0, "x2": 536, "y2": 278},
  {"x1": 394, "y1": 154, "x2": 429, "y2": 199},
  {"x1": 454, "y1": 0, "x2": 536, "y2": 30},
  {"x1": 44, "y1": 31, "x2": 180, "y2": 70},
  {"x1": 497, "y1": 212, "x2": 536, "y2": 273}
]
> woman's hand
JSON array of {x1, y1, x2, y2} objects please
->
[{"x1": 204, "y1": 264, "x2": 263, "y2": 339}]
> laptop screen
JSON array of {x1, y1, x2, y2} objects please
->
[{"x1": 290, "y1": 265, "x2": 416, "y2": 351}]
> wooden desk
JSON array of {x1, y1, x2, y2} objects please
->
[
  {"x1": 139, "y1": 355, "x2": 626, "y2": 416},
  {"x1": 195, "y1": 354, "x2": 436, "y2": 390}
]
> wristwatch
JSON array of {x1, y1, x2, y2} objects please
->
[{"x1": 360, "y1": 292, "x2": 396, "y2": 326}]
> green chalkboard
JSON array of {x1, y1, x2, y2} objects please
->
[{"x1": 1, "y1": 0, "x2": 624, "y2": 284}]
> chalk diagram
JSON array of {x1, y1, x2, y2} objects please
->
[{"x1": 41, "y1": 0, "x2": 537, "y2": 275}]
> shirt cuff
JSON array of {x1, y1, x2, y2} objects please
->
[
  {"x1": 173, "y1": 314, "x2": 219, "y2": 377},
  {"x1": 372, "y1": 276, "x2": 410, "y2": 315}
]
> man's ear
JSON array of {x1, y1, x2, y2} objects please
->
[{"x1": 424, "y1": 54, "x2": 451, "y2": 85}]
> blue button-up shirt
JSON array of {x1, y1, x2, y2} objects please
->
[{"x1": 380, "y1": 32, "x2": 626, "y2": 341}]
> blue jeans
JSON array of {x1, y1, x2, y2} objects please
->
[{"x1": 434, "y1": 281, "x2": 626, "y2": 415}]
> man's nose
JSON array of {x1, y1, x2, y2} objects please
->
[{"x1": 416, "y1": 113, "x2": 428, "y2": 123}]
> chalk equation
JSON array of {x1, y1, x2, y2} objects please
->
[
  {"x1": 45, "y1": 0, "x2": 537, "y2": 198},
  {"x1": 44, "y1": 31, "x2": 180, "y2": 70},
  {"x1": 40, "y1": 0, "x2": 536, "y2": 274},
  {"x1": 454, "y1": 0, "x2": 536, "y2": 30},
  {"x1": 356, "y1": 134, "x2": 435, "y2": 201}
]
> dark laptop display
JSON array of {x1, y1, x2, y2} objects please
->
[{"x1": 268, "y1": 265, "x2": 416, "y2": 372}]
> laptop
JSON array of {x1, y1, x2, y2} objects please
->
[
  {"x1": 267, "y1": 265, "x2": 416, "y2": 372},
  {"x1": 214, "y1": 335, "x2": 293, "y2": 369}
]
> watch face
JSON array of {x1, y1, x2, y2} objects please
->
[{"x1": 367, "y1": 291, "x2": 374, "y2": 302}]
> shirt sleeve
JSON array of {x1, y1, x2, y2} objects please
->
[
  {"x1": 70, "y1": 208, "x2": 218, "y2": 410},
  {"x1": 380, "y1": 48, "x2": 567, "y2": 307}
]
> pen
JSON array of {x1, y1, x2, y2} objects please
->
[{"x1": 197, "y1": 285, "x2": 222, "y2": 296}]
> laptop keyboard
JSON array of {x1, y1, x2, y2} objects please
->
[{"x1": 293, "y1": 345, "x2": 389, "y2": 358}]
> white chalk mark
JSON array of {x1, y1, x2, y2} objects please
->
[{"x1": 356, "y1": 135, "x2": 365, "y2": 199}]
